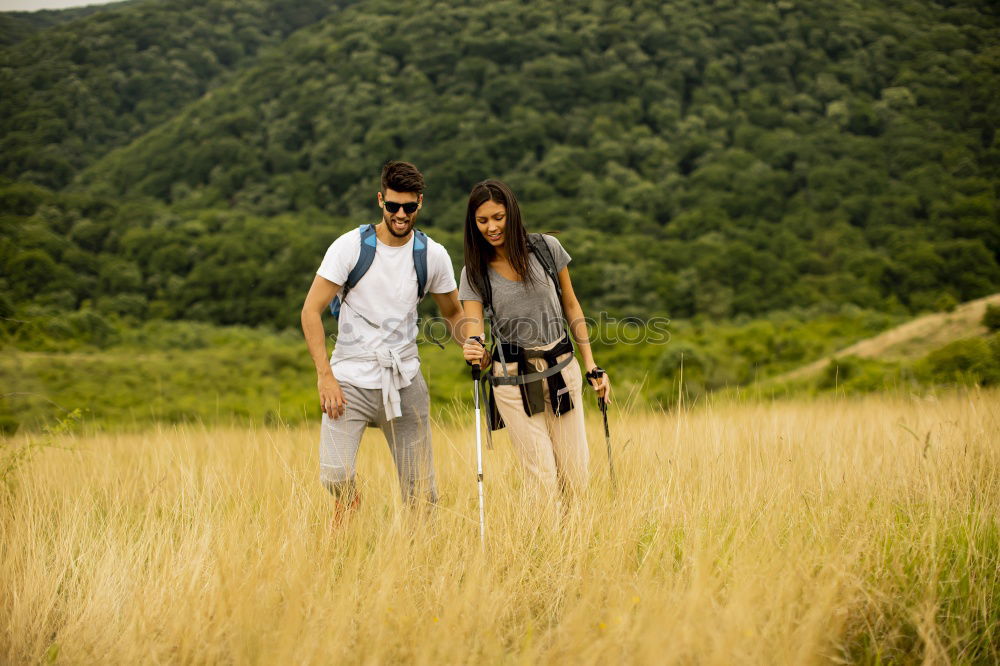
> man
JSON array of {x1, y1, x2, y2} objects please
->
[{"x1": 301, "y1": 161, "x2": 463, "y2": 519}]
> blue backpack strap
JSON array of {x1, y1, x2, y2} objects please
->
[
  {"x1": 329, "y1": 224, "x2": 378, "y2": 318},
  {"x1": 413, "y1": 229, "x2": 429, "y2": 300}
]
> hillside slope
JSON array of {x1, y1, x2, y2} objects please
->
[
  {"x1": 0, "y1": 0, "x2": 334, "y2": 188},
  {"x1": 2, "y1": 0, "x2": 998, "y2": 322},
  {"x1": 774, "y1": 293, "x2": 1000, "y2": 383},
  {"x1": 0, "y1": 3, "x2": 127, "y2": 46}
]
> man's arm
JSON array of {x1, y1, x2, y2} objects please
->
[
  {"x1": 301, "y1": 275, "x2": 347, "y2": 418},
  {"x1": 431, "y1": 289, "x2": 467, "y2": 347}
]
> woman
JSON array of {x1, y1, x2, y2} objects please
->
[{"x1": 458, "y1": 179, "x2": 611, "y2": 505}]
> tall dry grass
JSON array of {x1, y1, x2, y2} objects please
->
[{"x1": 2, "y1": 391, "x2": 998, "y2": 664}]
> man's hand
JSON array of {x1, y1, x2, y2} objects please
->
[{"x1": 318, "y1": 374, "x2": 347, "y2": 419}]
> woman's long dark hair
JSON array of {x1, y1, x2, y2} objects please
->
[{"x1": 463, "y1": 179, "x2": 537, "y2": 303}]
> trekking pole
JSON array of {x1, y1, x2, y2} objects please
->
[
  {"x1": 471, "y1": 342, "x2": 486, "y2": 550},
  {"x1": 588, "y1": 367, "x2": 616, "y2": 489}
]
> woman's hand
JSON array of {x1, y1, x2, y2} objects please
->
[
  {"x1": 586, "y1": 365, "x2": 612, "y2": 404},
  {"x1": 463, "y1": 336, "x2": 491, "y2": 369}
]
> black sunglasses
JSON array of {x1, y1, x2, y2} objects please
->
[{"x1": 383, "y1": 200, "x2": 419, "y2": 214}]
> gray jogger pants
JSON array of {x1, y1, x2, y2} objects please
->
[{"x1": 319, "y1": 372, "x2": 437, "y2": 505}]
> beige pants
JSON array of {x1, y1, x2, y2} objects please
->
[{"x1": 491, "y1": 340, "x2": 590, "y2": 501}]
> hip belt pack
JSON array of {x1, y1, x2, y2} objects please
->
[{"x1": 486, "y1": 335, "x2": 575, "y2": 430}]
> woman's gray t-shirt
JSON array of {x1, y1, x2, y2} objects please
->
[{"x1": 458, "y1": 234, "x2": 571, "y2": 348}]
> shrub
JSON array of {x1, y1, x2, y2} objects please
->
[
  {"x1": 65, "y1": 309, "x2": 120, "y2": 348},
  {"x1": 817, "y1": 355, "x2": 896, "y2": 392},
  {"x1": 982, "y1": 304, "x2": 1000, "y2": 332},
  {"x1": 916, "y1": 337, "x2": 1000, "y2": 386}
]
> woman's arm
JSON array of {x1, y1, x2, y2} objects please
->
[
  {"x1": 460, "y1": 299, "x2": 491, "y2": 369},
  {"x1": 557, "y1": 266, "x2": 611, "y2": 402}
]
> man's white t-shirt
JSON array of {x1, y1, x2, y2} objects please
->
[{"x1": 317, "y1": 227, "x2": 457, "y2": 389}]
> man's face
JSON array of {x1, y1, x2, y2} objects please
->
[{"x1": 378, "y1": 188, "x2": 422, "y2": 238}]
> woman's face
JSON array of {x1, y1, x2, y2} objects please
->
[{"x1": 474, "y1": 199, "x2": 506, "y2": 248}]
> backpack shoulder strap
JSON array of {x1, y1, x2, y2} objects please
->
[
  {"x1": 527, "y1": 233, "x2": 562, "y2": 300},
  {"x1": 412, "y1": 229, "x2": 428, "y2": 300},
  {"x1": 346, "y1": 224, "x2": 378, "y2": 289},
  {"x1": 481, "y1": 262, "x2": 495, "y2": 320},
  {"x1": 329, "y1": 224, "x2": 377, "y2": 317}
]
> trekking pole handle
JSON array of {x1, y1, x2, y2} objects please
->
[
  {"x1": 469, "y1": 335, "x2": 485, "y2": 381},
  {"x1": 585, "y1": 366, "x2": 607, "y2": 407}
]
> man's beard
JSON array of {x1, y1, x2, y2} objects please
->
[{"x1": 385, "y1": 214, "x2": 415, "y2": 238}]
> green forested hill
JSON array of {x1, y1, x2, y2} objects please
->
[
  {"x1": 2, "y1": 0, "x2": 999, "y2": 329},
  {"x1": 0, "y1": 3, "x2": 127, "y2": 47},
  {"x1": 0, "y1": 0, "x2": 334, "y2": 188}
]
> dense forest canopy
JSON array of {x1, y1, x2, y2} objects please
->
[
  {"x1": 0, "y1": 0, "x2": 335, "y2": 188},
  {"x1": 2, "y1": 0, "x2": 998, "y2": 330},
  {"x1": 0, "y1": 3, "x2": 124, "y2": 47}
]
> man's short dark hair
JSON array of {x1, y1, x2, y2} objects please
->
[{"x1": 381, "y1": 161, "x2": 425, "y2": 194}]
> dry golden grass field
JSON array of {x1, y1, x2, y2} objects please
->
[{"x1": 2, "y1": 391, "x2": 998, "y2": 664}]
